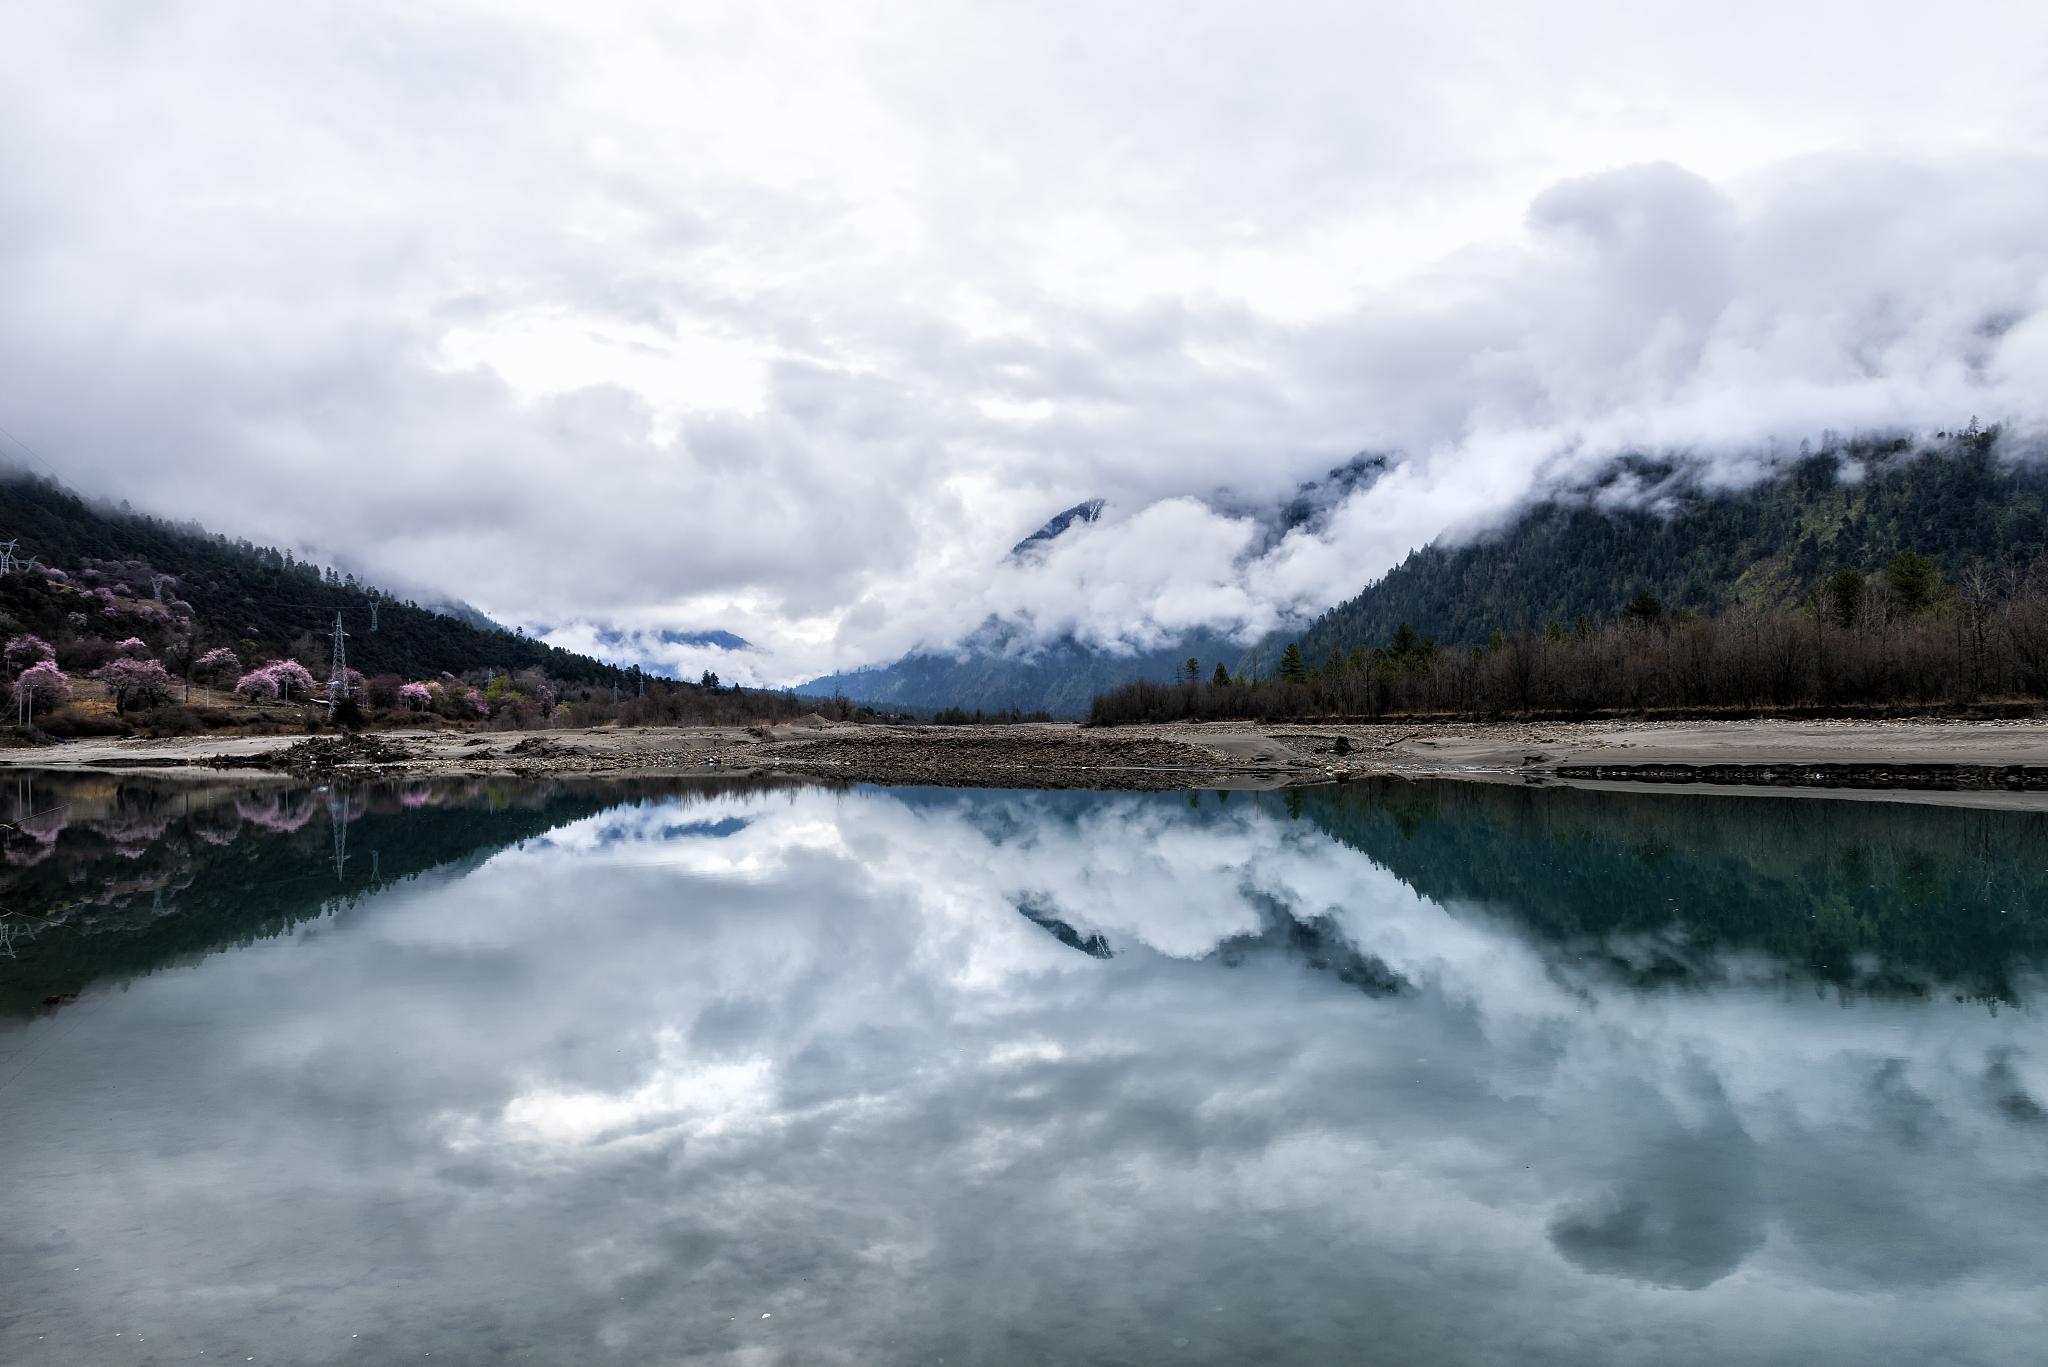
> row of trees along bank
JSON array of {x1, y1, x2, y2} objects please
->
[{"x1": 1088, "y1": 551, "x2": 2048, "y2": 724}]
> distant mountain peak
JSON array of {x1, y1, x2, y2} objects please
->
[
  {"x1": 1009, "y1": 498, "x2": 1105, "y2": 561},
  {"x1": 1277, "y1": 453, "x2": 1392, "y2": 535}
]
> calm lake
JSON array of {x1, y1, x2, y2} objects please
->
[{"x1": 3, "y1": 772, "x2": 2045, "y2": 1365}]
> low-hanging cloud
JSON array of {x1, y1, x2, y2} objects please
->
[
  {"x1": 792, "y1": 157, "x2": 2048, "y2": 676},
  {"x1": 1, "y1": 2, "x2": 2044, "y2": 683}
]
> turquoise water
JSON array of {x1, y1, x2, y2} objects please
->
[{"x1": 2, "y1": 773, "x2": 2045, "y2": 1365}]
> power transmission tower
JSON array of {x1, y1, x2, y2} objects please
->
[
  {"x1": 0, "y1": 538, "x2": 44, "y2": 576},
  {"x1": 369, "y1": 599, "x2": 378, "y2": 632},
  {"x1": 326, "y1": 612, "x2": 351, "y2": 719},
  {"x1": 327, "y1": 793, "x2": 350, "y2": 880}
]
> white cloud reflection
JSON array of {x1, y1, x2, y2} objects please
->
[{"x1": 6, "y1": 782, "x2": 2041, "y2": 1363}]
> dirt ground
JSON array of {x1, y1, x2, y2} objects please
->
[{"x1": 7, "y1": 715, "x2": 2048, "y2": 797}]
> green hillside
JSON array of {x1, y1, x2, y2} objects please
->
[{"x1": 1293, "y1": 430, "x2": 2047, "y2": 660}]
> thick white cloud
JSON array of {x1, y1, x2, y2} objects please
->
[{"x1": 2, "y1": 1, "x2": 2045, "y2": 681}]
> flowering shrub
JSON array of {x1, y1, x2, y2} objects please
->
[
  {"x1": 4, "y1": 634, "x2": 55, "y2": 674},
  {"x1": 399, "y1": 682, "x2": 433, "y2": 711},
  {"x1": 233, "y1": 670, "x2": 279, "y2": 702},
  {"x1": 66, "y1": 612, "x2": 87, "y2": 628},
  {"x1": 93, "y1": 657, "x2": 175, "y2": 711},
  {"x1": 11, "y1": 660, "x2": 71, "y2": 714},
  {"x1": 115, "y1": 636, "x2": 150, "y2": 657},
  {"x1": 194, "y1": 647, "x2": 241, "y2": 684},
  {"x1": 232, "y1": 660, "x2": 318, "y2": 703},
  {"x1": 268, "y1": 660, "x2": 318, "y2": 699}
]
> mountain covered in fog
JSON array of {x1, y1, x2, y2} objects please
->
[
  {"x1": 811, "y1": 431, "x2": 2048, "y2": 714},
  {"x1": 1286, "y1": 428, "x2": 2046, "y2": 663},
  {"x1": 803, "y1": 456, "x2": 1390, "y2": 715}
]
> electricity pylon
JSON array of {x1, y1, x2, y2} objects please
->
[{"x1": 326, "y1": 612, "x2": 351, "y2": 718}]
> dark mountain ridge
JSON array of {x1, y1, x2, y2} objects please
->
[
  {"x1": 0, "y1": 469, "x2": 642, "y2": 687},
  {"x1": 1289, "y1": 429, "x2": 2046, "y2": 662}
]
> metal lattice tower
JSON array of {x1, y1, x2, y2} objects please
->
[
  {"x1": 327, "y1": 793, "x2": 350, "y2": 880},
  {"x1": 326, "y1": 611, "x2": 351, "y2": 718}
]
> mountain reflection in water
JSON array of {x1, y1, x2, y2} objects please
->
[{"x1": 2, "y1": 772, "x2": 2044, "y2": 1366}]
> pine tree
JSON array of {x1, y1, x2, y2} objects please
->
[
  {"x1": 1885, "y1": 550, "x2": 1941, "y2": 616},
  {"x1": 1279, "y1": 642, "x2": 1307, "y2": 683}
]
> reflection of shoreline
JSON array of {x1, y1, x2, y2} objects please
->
[
  {"x1": 1292, "y1": 779, "x2": 2048, "y2": 1005},
  {"x1": 0, "y1": 772, "x2": 811, "y2": 1016},
  {"x1": 7, "y1": 771, "x2": 2044, "y2": 1023}
]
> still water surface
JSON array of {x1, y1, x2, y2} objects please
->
[{"x1": 2, "y1": 773, "x2": 2046, "y2": 1365}]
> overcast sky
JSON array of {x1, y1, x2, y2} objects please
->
[{"x1": 3, "y1": 1, "x2": 2046, "y2": 681}]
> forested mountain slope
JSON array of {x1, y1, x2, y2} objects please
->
[
  {"x1": 1293, "y1": 431, "x2": 2046, "y2": 660},
  {"x1": 0, "y1": 471, "x2": 637, "y2": 687},
  {"x1": 806, "y1": 627, "x2": 1244, "y2": 719}
]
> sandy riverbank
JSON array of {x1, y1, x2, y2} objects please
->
[{"x1": 6, "y1": 715, "x2": 2048, "y2": 798}]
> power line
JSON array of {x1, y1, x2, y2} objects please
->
[{"x1": 0, "y1": 419, "x2": 68, "y2": 485}]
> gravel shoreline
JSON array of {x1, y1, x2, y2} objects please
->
[{"x1": 9, "y1": 716, "x2": 2048, "y2": 799}]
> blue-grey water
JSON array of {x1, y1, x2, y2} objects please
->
[{"x1": 2, "y1": 772, "x2": 2045, "y2": 1365}]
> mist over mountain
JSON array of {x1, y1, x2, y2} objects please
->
[
  {"x1": 801, "y1": 456, "x2": 1394, "y2": 714},
  {"x1": 1288, "y1": 428, "x2": 2047, "y2": 663},
  {"x1": 8, "y1": 3, "x2": 2045, "y2": 683},
  {"x1": 806, "y1": 428, "x2": 2048, "y2": 714}
]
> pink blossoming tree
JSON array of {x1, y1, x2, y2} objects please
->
[
  {"x1": 194, "y1": 647, "x2": 241, "y2": 686},
  {"x1": 233, "y1": 670, "x2": 279, "y2": 703},
  {"x1": 233, "y1": 660, "x2": 318, "y2": 703},
  {"x1": 93, "y1": 657, "x2": 175, "y2": 712},
  {"x1": 12, "y1": 660, "x2": 70, "y2": 723},
  {"x1": 4, "y1": 634, "x2": 56, "y2": 675}
]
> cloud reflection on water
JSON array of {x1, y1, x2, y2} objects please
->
[{"x1": 2, "y1": 780, "x2": 2044, "y2": 1365}]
